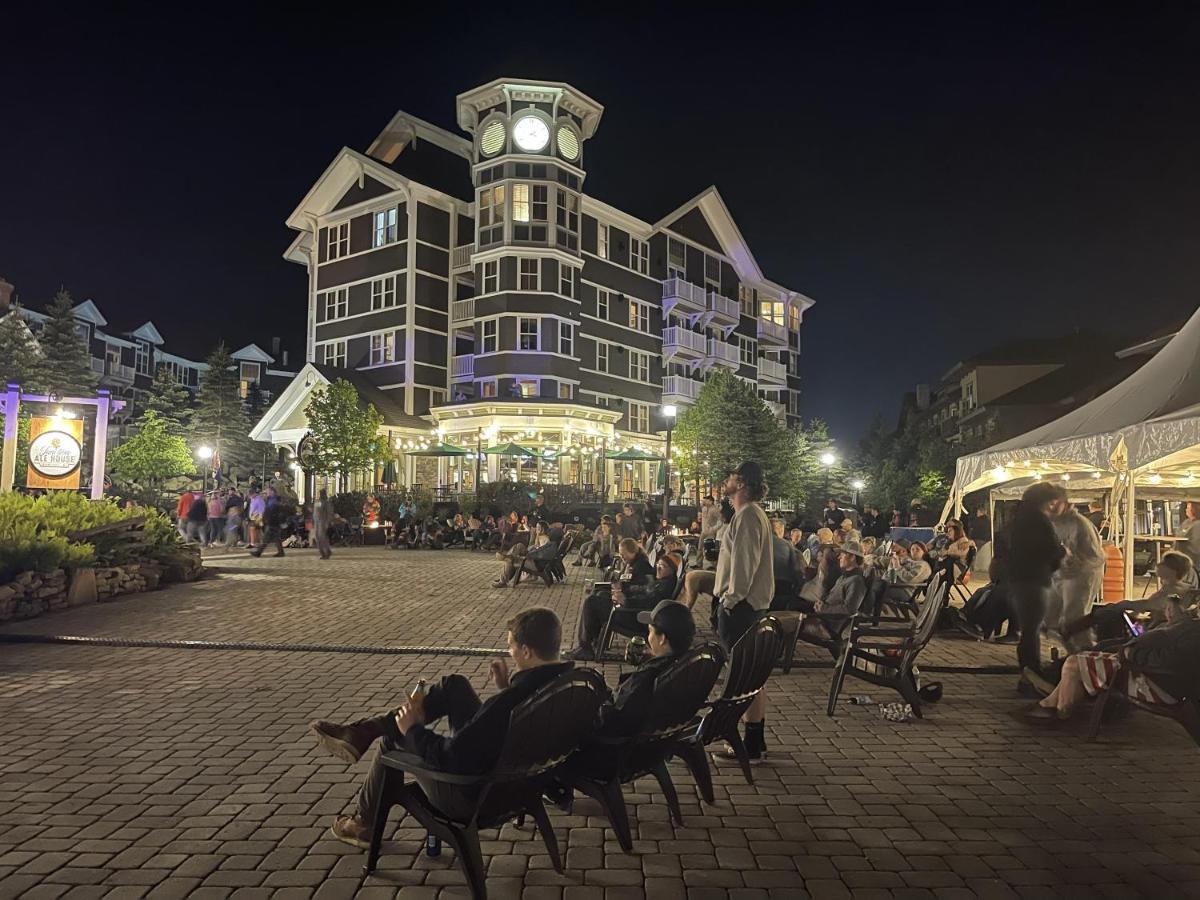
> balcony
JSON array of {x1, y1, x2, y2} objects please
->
[
  {"x1": 757, "y1": 356, "x2": 787, "y2": 386},
  {"x1": 662, "y1": 375, "x2": 701, "y2": 405},
  {"x1": 451, "y1": 243, "x2": 475, "y2": 271},
  {"x1": 757, "y1": 318, "x2": 787, "y2": 346},
  {"x1": 765, "y1": 400, "x2": 788, "y2": 421},
  {"x1": 451, "y1": 354, "x2": 474, "y2": 380},
  {"x1": 705, "y1": 337, "x2": 740, "y2": 369},
  {"x1": 703, "y1": 290, "x2": 739, "y2": 330},
  {"x1": 451, "y1": 298, "x2": 475, "y2": 322},
  {"x1": 96, "y1": 359, "x2": 135, "y2": 383},
  {"x1": 661, "y1": 277, "x2": 707, "y2": 317},
  {"x1": 662, "y1": 325, "x2": 706, "y2": 361}
]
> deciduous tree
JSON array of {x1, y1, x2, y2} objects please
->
[
  {"x1": 304, "y1": 378, "x2": 388, "y2": 491},
  {"x1": 108, "y1": 411, "x2": 196, "y2": 503}
]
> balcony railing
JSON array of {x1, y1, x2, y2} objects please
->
[
  {"x1": 707, "y1": 290, "x2": 739, "y2": 323},
  {"x1": 451, "y1": 243, "x2": 475, "y2": 270},
  {"x1": 705, "y1": 337, "x2": 740, "y2": 368},
  {"x1": 90, "y1": 358, "x2": 104, "y2": 374},
  {"x1": 661, "y1": 277, "x2": 707, "y2": 315},
  {"x1": 451, "y1": 354, "x2": 474, "y2": 379},
  {"x1": 757, "y1": 357, "x2": 787, "y2": 384},
  {"x1": 765, "y1": 400, "x2": 788, "y2": 421},
  {"x1": 662, "y1": 375, "x2": 701, "y2": 402},
  {"x1": 451, "y1": 298, "x2": 475, "y2": 322},
  {"x1": 99, "y1": 360, "x2": 135, "y2": 382},
  {"x1": 662, "y1": 325, "x2": 706, "y2": 358},
  {"x1": 757, "y1": 318, "x2": 788, "y2": 345}
]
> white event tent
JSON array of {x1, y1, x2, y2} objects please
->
[{"x1": 947, "y1": 304, "x2": 1200, "y2": 594}]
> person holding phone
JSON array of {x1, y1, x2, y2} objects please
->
[
  {"x1": 564, "y1": 539, "x2": 654, "y2": 660},
  {"x1": 309, "y1": 608, "x2": 572, "y2": 849}
]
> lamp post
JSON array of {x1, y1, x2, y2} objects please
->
[
  {"x1": 820, "y1": 451, "x2": 836, "y2": 502},
  {"x1": 197, "y1": 445, "x2": 213, "y2": 494},
  {"x1": 851, "y1": 478, "x2": 865, "y2": 509},
  {"x1": 661, "y1": 405, "x2": 677, "y2": 521}
]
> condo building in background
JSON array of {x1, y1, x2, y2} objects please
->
[{"x1": 254, "y1": 78, "x2": 815, "y2": 497}]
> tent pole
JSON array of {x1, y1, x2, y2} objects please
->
[{"x1": 1123, "y1": 474, "x2": 1136, "y2": 599}]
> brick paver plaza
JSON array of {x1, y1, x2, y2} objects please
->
[{"x1": 3, "y1": 548, "x2": 1199, "y2": 899}]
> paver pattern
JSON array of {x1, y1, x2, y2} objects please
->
[{"x1": 2, "y1": 547, "x2": 1199, "y2": 899}]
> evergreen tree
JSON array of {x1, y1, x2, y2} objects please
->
[
  {"x1": 0, "y1": 305, "x2": 45, "y2": 392},
  {"x1": 189, "y1": 344, "x2": 262, "y2": 478},
  {"x1": 304, "y1": 378, "x2": 387, "y2": 492},
  {"x1": 672, "y1": 369, "x2": 803, "y2": 504},
  {"x1": 35, "y1": 289, "x2": 98, "y2": 395},
  {"x1": 144, "y1": 364, "x2": 193, "y2": 435},
  {"x1": 108, "y1": 411, "x2": 196, "y2": 504}
]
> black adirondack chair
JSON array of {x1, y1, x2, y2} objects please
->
[
  {"x1": 1086, "y1": 658, "x2": 1200, "y2": 746},
  {"x1": 595, "y1": 558, "x2": 690, "y2": 659},
  {"x1": 673, "y1": 615, "x2": 783, "y2": 790},
  {"x1": 559, "y1": 642, "x2": 725, "y2": 851},
  {"x1": 826, "y1": 570, "x2": 949, "y2": 717},
  {"x1": 363, "y1": 668, "x2": 607, "y2": 898},
  {"x1": 777, "y1": 570, "x2": 871, "y2": 674}
]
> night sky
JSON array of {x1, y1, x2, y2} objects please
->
[{"x1": 3, "y1": 6, "x2": 1198, "y2": 447}]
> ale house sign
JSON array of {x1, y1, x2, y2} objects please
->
[{"x1": 27, "y1": 416, "x2": 84, "y2": 490}]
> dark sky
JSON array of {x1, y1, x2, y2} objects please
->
[{"x1": 3, "y1": 5, "x2": 1198, "y2": 448}]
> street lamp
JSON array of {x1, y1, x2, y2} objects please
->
[
  {"x1": 851, "y1": 478, "x2": 865, "y2": 508},
  {"x1": 661, "y1": 404, "x2": 677, "y2": 521},
  {"x1": 820, "y1": 451, "x2": 836, "y2": 502},
  {"x1": 197, "y1": 445, "x2": 213, "y2": 494}
]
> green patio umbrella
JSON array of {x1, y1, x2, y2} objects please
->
[
  {"x1": 381, "y1": 458, "x2": 398, "y2": 483},
  {"x1": 482, "y1": 442, "x2": 536, "y2": 457},
  {"x1": 407, "y1": 442, "x2": 470, "y2": 457},
  {"x1": 605, "y1": 447, "x2": 664, "y2": 461}
]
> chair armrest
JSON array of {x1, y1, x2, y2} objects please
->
[
  {"x1": 854, "y1": 639, "x2": 913, "y2": 652},
  {"x1": 853, "y1": 625, "x2": 915, "y2": 639},
  {"x1": 378, "y1": 749, "x2": 488, "y2": 786}
]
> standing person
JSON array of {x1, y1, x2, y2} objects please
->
[
  {"x1": 822, "y1": 498, "x2": 842, "y2": 530},
  {"x1": 206, "y1": 491, "x2": 225, "y2": 548},
  {"x1": 185, "y1": 491, "x2": 207, "y2": 544},
  {"x1": 972, "y1": 505, "x2": 993, "y2": 551},
  {"x1": 224, "y1": 488, "x2": 244, "y2": 549},
  {"x1": 313, "y1": 489, "x2": 334, "y2": 560},
  {"x1": 992, "y1": 482, "x2": 1066, "y2": 696},
  {"x1": 618, "y1": 503, "x2": 641, "y2": 543},
  {"x1": 1047, "y1": 495, "x2": 1105, "y2": 652},
  {"x1": 252, "y1": 494, "x2": 285, "y2": 557},
  {"x1": 1181, "y1": 501, "x2": 1200, "y2": 570},
  {"x1": 247, "y1": 488, "x2": 266, "y2": 550},
  {"x1": 175, "y1": 490, "x2": 194, "y2": 539},
  {"x1": 712, "y1": 461, "x2": 774, "y2": 765},
  {"x1": 699, "y1": 496, "x2": 722, "y2": 541}
]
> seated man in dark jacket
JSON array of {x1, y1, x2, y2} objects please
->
[
  {"x1": 310, "y1": 608, "x2": 572, "y2": 848},
  {"x1": 565, "y1": 539, "x2": 656, "y2": 660},
  {"x1": 799, "y1": 541, "x2": 869, "y2": 641}
]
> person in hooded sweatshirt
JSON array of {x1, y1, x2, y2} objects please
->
[{"x1": 1047, "y1": 494, "x2": 1105, "y2": 652}]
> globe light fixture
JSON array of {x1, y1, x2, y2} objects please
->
[
  {"x1": 820, "y1": 452, "x2": 836, "y2": 467},
  {"x1": 197, "y1": 446, "x2": 213, "y2": 460},
  {"x1": 851, "y1": 479, "x2": 865, "y2": 491}
]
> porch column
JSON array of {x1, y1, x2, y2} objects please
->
[
  {"x1": 91, "y1": 389, "x2": 111, "y2": 500},
  {"x1": 0, "y1": 384, "x2": 19, "y2": 493}
]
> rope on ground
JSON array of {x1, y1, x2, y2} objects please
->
[{"x1": 0, "y1": 632, "x2": 1020, "y2": 673}]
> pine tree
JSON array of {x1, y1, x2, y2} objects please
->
[
  {"x1": 108, "y1": 410, "x2": 196, "y2": 504},
  {"x1": 0, "y1": 304, "x2": 45, "y2": 393},
  {"x1": 36, "y1": 289, "x2": 98, "y2": 396},
  {"x1": 144, "y1": 364, "x2": 193, "y2": 435},
  {"x1": 189, "y1": 343, "x2": 262, "y2": 479}
]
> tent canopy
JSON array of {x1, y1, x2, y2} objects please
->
[{"x1": 953, "y1": 304, "x2": 1200, "y2": 497}]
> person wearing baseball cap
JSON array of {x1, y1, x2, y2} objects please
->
[
  {"x1": 800, "y1": 539, "x2": 868, "y2": 642},
  {"x1": 712, "y1": 460, "x2": 774, "y2": 765}
]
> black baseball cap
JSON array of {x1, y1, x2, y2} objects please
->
[
  {"x1": 636, "y1": 600, "x2": 695, "y2": 652},
  {"x1": 734, "y1": 460, "x2": 764, "y2": 488}
]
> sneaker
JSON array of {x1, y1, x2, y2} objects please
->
[
  {"x1": 330, "y1": 815, "x2": 371, "y2": 850},
  {"x1": 310, "y1": 719, "x2": 382, "y2": 763},
  {"x1": 1021, "y1": 667, "x2": 1057, "y2": 697},
  {"x1": 711, "y1": 741, "x2": 763, "y2": 766}
]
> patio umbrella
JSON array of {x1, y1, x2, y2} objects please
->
[
  {"x1": 482, "y1": 442, "x2": 536, "y2": 457},
  {"x1": 606, "y1": 447, "x2": 664, "y2": 461},
  {"x1": 407, "y1": 442, "x2": 470, "y2": 457},
  {"x1": 381, "y1": 459, "x2": 398, "y2": 483}
]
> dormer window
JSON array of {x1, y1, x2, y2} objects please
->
[{"x1": 239, "y1": 362, "x2": 261, "y2": 399}]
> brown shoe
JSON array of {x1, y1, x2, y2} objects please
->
[
  {"x1": 330, "y1": 815, "x2": 371, "y2": 850},
  {"x1": 310, "y1": 718, "x2": 383, "y2": 763}
]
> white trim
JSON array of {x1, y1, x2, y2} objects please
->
[
  {"x1": 314, "y1": 305, "x2": 403, "y2": 329},
  {"x1": 316, "y1": 232, "x2": 406, "y2": 268},
  {"x1": 474, "y1": 349, "x2": 580, "y2": 363},
  {"x1": 578, "y1": 250, "x2": 660, "y2": 286},
  {"x1": 581, "y1": 195, "x2": 652, "y2": 238},
  {"x1": 357, "y1": 359, "x2": 404, "y2": 372},
  {"x1": 368, "y1": 108, "x2": 473, "y2": 163},
  {"x1": 577, "y1": 367, "x2": 661, "y2": 389},
  {"x1": 579, "y1": 312, "x2": 663, "y2": 342}
]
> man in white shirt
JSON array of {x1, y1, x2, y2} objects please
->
[{"x1": 713, "y1": 461, "x2": 774, "y2": 764}]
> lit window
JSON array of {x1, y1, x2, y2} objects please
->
[
  {"x1": 369, "y1": 333, "x2": 395, "y2": 366},
  {"x1": 322, "y1": 341, "x2": 347, "y2": 368},
  {"x1": 519, "y1": 317, "x2": 539, "y2": 351},
  {"x1": 324, "y1": 288, "x2": 348, "y2": 320},
  {"x1": 373, "y1": 208, "x2": 398, "y2": 248},
  {"x1": 629, "y1": 350, "x2": 650, "y2": 383},
  {"x1": 559, "y1": 323, "x2": 573, "y2": 356},
  {"x1": 482, "y1": 260, "x2": 499, "y2": 294},
  {"x1": 628, "y1": 401, "x2": 649, "y2": 433},
  {"x1": 789, "y1": 304, "x2": 800, "y2": 332},
  {"x1": 512, "y1": 184, "x2": 530, "y2": 223},
  {"x1": 518, "y1": 379, "x2": 539, "y2": 397},
  {"x1": 478, "y1": 185, "x2": 505, "y2": 245},
  {"x1": 371, "y1": 275, "x2": 397, "y2": 310},
  {"x1": 481, "y1": 380, "x2": 497, "y2": 398},
  {"x1": 519, "y1": 258, "x2": 539, "y2": 291},
  {"x1": 482, "y1": 319, "x2": 497, "y2": 353},
  {"x1": 630, "y1": 238, "x2": 649, "y2": 275},
  {"x1": 628, "y1": 301, "x2": 650, "y2": 333},
  {"x1": 597, "y1": 223, "x2": 609, "y2": 259},
  {"x1": 596, "y1": 343, "x2": 609, "y2": 373},
  {"x1": 596, "y1": 289, "x2": 609, "y2": 320},
  {"x1": 512, "y1": 184, "x2": 548, "y2": 242},
  {"x1": 760, "y1": 299, "x2": 785, "y2": 326},
  {"x1": 560, "y1": 266, "x2": 574, "y2": 298},
  {"x1": 324, "y1": 222, "x2": 349, "y2": 260},
  {"x1": 558, "y1": 382, "x2": 573, "y2": 399}
]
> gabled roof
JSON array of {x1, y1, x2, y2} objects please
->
[
  {"x1": 285, "y1": 148, "x2": 411, "y2": 231},
  {"x1": 71, "y1": 299, "x2": 107, "y2": 326},
  {"x1": 129, "y1": 322, "x2": 165, "y2": 345},
  {"x1": 367, "y1": 109, "x2": 472, "y2": 164},
  {"x1": 231, "y1": 343, "x2": 275, "y2": 364},
  {"x1": 652, "y1": 186, "x2": 815, "y2": 312}
]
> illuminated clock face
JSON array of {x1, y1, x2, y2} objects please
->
[{"x1": 512, "y1": 115, "x2": 550, "y2": 152}]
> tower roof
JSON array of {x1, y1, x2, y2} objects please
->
[{"x1": 455, "y1": 78, "x2": 604, "y2": 138}]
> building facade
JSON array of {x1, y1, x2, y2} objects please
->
[{"x1": 264, "y1": 78, "x2": 814, "y2": 496}]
